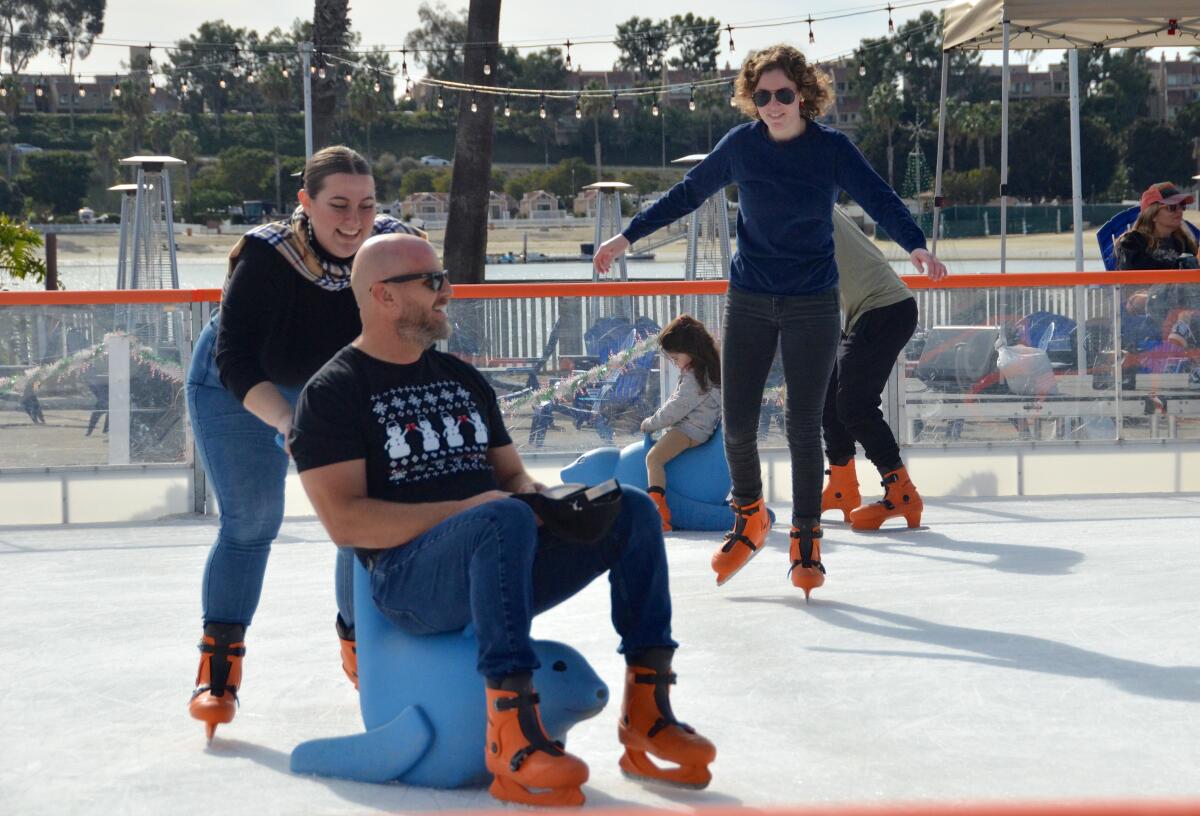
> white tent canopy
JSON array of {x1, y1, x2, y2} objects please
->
[{"x1": 944, "y1": 1, "x2": 1200, "y2": 51}]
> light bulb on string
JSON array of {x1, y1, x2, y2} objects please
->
[
  {"x1": 859, "y1": 62, "x2": 867, "y2": 77},
  {"x1": 403, "y1": 80, "x2": 412, "y2": 102},
  {"x1": 726, "y1": 25, "x2": 735, "y2": 52},
  {"x1": 539, "y1": 94, "x2": 546, "y2": 119},
  {"x1": 0, "y1": 87, "x2": 7, "y2": 98},
  {"x1": 887, "y1": 4, "x2": 895, "y2": 33},
  {"x1": 504, "y1": 94, "x2": 512, "y2": 117},
  {"x1": 219, "y1": 77, "x2": 227, "y2": 89},
  {"x1": 180, "y1": 81, "x2": 189, "y2": 94},
  {"x1": 401, "y1": 50, "x2": 409, "y2": 78},
  {"x1": 611, "y1": 92, "x2": 619, "y2": 119},
  {"x1": 112, "y1": 85, "x2": 121, "y2": 98},
  {"x1": 575, "y1": 94, "x2": 582, "y2": 119},
  {"x1": 651, "y1": 98, "x2": 659, "y2": 117},
  {"x1": 905, "y1": 41, "x2": 913, "y2": 62},
  {"x1": 437, "y1": 90, "x2": 444, "y2": 109},
  {"x1": 374, "y1": 79, "x2": 381, "y2": 92},
  {"x1": 483, "y1": 62, "x2": 491, "y2": 76},
  {"x1": 149, "y1": 81, "x2": 157, "y2": 95},
  {"x1": 78, "y1": 84, "x2": 86, "y2": 97},
  {"x1": 35, "y1": 81, "x2": 44, "y2": 98},
  {"x1": 807, "y1": 16, "x2": 815, "y2": 44},
  {"x1": 245, "y1": 70, "x2": 254, "y2": 84},
  {"x1": 688, "y1": 85, "x2": 696, "y2": 111},
  {"x1": 281, "y1": 66, "x2": 290, "y2": 78},
  {"x1": 729, "y1": 85, "x2": 737, "y2": 107},
  {"x1": 565, "y1": 40, "x2": 572, "y2": 70},
  {"x1": 317, "y1": 67, "x2": 326, "y2": 79},
  {"x1": 470, "y1": 93, "x2": 478, "y2": 113},
  {"x1": 344, "y1": 70, "x2": 353, "y2": 84}
]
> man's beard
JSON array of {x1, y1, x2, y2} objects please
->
[{"x1": 393, "y1": 303, "x2": 452, "y2": 348}]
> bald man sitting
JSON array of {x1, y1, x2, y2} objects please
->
[{"x1": 288, "y1": 234, "x2": 715, "y2": 806}]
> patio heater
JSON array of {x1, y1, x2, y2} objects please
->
[
  {"x1": 117, "y1": 155, "x2": 185, "y2": 347},
  {"x1": 672, "y1": 153, "x2": 731, "y2": 331},
  {"x1": 108, "y1": 183, "x2": 140, "y2": 290},
  {"x1": 585, "y1": 181, "x2": 635, "y2": 323}
]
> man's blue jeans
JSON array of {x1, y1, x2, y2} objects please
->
[
  {"x1": 366, "y1": 488, "x2": 677, "y2": 680},
  {"x1": 186, "y1": 316, "x2": 355, "y2": 628}
]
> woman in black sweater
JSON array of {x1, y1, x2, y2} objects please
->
[{"x1": 184, "y1": 146, "x2": 423, "y2": 739}]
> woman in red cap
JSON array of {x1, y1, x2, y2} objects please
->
[{"x1": 1116, "y1": 182, "x2": 1200, "y2": 349}]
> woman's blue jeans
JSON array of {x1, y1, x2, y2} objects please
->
[
  {"x1": 186, "y1": 316, "x2": 355, "y2": 628},
  {"x1": 722, "y1": 287, "x2": 841, "y2": 521},
  {"x1": 366, "y1": 489, "x2": 676, "y2": 680}
]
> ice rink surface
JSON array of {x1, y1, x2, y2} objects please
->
[{"x1": 2, "y1": 495, "x2": 1199, "y2": 815}]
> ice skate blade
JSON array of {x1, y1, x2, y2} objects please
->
[
  {"x1": 713, "y1": 545, "x2": 764, "y2": 587},
  {"x1": 489, "y1": 775, "x2": 585, "y2": 807},
  {"x1": 619, "y1": 749, "x2": 711, "y2": 789},
  {"x1": 204, "y1": 722, "x2": 217, "y2": 742},
  {"x1": 851, "y1": 524, "x2": 930, "y2": 535}
]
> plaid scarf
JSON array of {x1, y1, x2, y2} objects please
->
[{"x1": 226, "y1": 206, "x2": 426, "y2": 293}]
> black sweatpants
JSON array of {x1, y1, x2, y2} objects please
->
[{"x1": 822, "y1": 297, "x2": 918, "y2": 474}]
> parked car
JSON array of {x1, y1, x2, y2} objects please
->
[
  {"x1": 13, "y1": 143, "x2": 43, "y2": 155},
  {"x1": 420, "y1": 155, "x2": 451, "y2": 166}
]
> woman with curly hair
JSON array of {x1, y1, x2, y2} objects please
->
[{"x1": 594, "y1": 44, "x2": 945, "y2": 598}]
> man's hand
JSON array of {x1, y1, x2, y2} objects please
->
[
  {"x1": 909, "y1": 248, "x2": 948, "y2": 282},
  {"x1": 593, "y1": 234, "x2": 630, "y2": 275}
]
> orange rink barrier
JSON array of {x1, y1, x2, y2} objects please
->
[{"x1": 4, "y1": 268, "x2": 1200, "y2": 306}]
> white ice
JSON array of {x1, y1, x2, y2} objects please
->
[{"x1": 2, "y1": 496, "x2": 1199, "y2": 814}]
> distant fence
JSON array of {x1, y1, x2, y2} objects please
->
[{"x1": 876, "y1": 204, "x2": 1131, "y2": 241}]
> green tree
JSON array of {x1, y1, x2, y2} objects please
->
[
  {"x1": 1073, "y1": 48, "x2": 1153, "y2": 136},
  {"x1": 1124, "y1": 119, "x2": 1196, "y2": 194},
  {"x1": 48, "y1": 0, "x2": 105, "y2": 130},
  {"x1": 169, "y1": 129, "x2": 199, "y2": 219},
  {"x1": 112, "y1": 76, "x2": 152, "y2": 152},
  {"x1": 0, "y1": 215, "x2": 46, "y2": 284},
  {"x1": 615, "y1": 17, "x2": 670, "y2": 79},
  {"x1": 204, "y1": 146, "x2": 275, "y2": 201},
  {"x1": 668, "y1": 14, "x2": 720, "y2": 73},
  {"x1": 19, "y1": 150, "x2": 93, "y2": 213},
  {"x1": 403, "y1": 2, "x2": 467, "y2": 81},
  {"x1": 959, "y1": 101, "x2": 999, "y2": 170},
  {"x1": 399, "y1": 168, "x2": 436, "y2": 197},
  {"x1": 1008, "y1": 100, "x2": 1118, "y2": 201},
  {"x1": 164, "y1": 21, "x2": 254, "y2": 139},
  {"x1": 0, "y1": 0, "x2": 50, "y2": 75},
  {"x1": 541, "y1": 158, "x2": 594, "y2": 199}
]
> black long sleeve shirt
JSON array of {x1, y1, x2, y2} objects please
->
[{"x1": 214, "y1": 237, "x2": 361, "y2": 402}]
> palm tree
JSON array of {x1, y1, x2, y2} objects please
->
[
  {"x1": 311, "y1": 0, "x2": 351, "y2": 150},
  {"x1": 580, "y1": 80, "x2": 609, "y2": 181},
  {"x1": 868, "y1": 82, "x2": 903, "y2": 186},
  {"x1": 443, "y1": 0, "x2": 502, "y2": 286}
]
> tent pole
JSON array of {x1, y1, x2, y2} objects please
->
[
  {"x1": 932, "y1": 53, "x2": 950, "y2": 255},
  {"x1": 1068, "y1": 48, "x2": 1084, "y2": 272},
  {"x1": 1069, "y1": 47, "x2": 1088, "y2": 381},
  {"x1": 1000, "y1": 19, "x2": 1010, "y2": 276}
]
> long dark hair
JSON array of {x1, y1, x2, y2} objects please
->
[{"x1": 658, "y1": 314, "x2": 721, "y2": 392}]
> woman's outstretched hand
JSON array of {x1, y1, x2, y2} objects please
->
[
  {"x1": 909, "y1": 248, "x2": 948, "y2": 282},
  {"x1": 593, "y1": 234, "x2": 631, "y2": 275}
]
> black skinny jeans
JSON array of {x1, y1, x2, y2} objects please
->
[
  {"x1": 822, "y1": 297, "x2": 918, "y2": 474},
  {"x1": 722, "y1": 287, "x2": 840, "y2": 522}
]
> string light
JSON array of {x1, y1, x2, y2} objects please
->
[
  {"x1": 149, "y1": 80, "x2": 157, "y2": 95},
  {"x1": 887, "y1": 4, "x2": 895, "y2": 33},
  {"x1": 611, "y1": 91, "x2": 619, "y2": 119},
  {"x1": 504, "y1": 94, "x2": 512, "y2": 117},
  {"x1": 859, "y1": 62, "x2": 867, "y2": 77},
  {"x1": 905, "y1": 40, "x2": 913, "y2": 62},
  {"x1": 180, "y1": 81, "x2": 189, "y2": 93},
  {"x1": 78, "y1": 84, "x2": 86, "y2": 97},
  {"x1": 309, "y1": 64, "x2": 316, "y2": 75},
  {"x1": 344, "y1": 70, "x2": 353, "y2": 83},
  {"x1": 245, "y1": 70, "x2": 254, "y2": 84},
  {"x1": 112, "y1": 85, "x2": 121, "y2": 98},
  {"x1": 219, "y1": 77, "x2": 227, "y2": 89},
  {"x1": 470, "y1": 92, "x2": 478, "y2": 112},
  {"x1": 403, "y1": 80, "x2": 412, "y2": 102},
  {"x1": 281, "y1": 66, "x2": 290, "y2": 78},
  {"x1": 726, "y1": 25, "x2": 735, "y2": 52},
  {"x1": 0, "y1": 87, "x2": 6, "y2": 98},
  {"x1": 401, "y1": 50, "x2": 409, "y2": 78},
  {"x1": 35, "y1": 81, "x2": 44, "y2": 98},
  {"x1": 483, "y1": 60, "x2": 492, "y2": 76},
  {"x1": 374, "y1": 78, "x2": 382, "y2": 92},
  {"x1": 565, "y1": 40, "x2": 572, "y2": 70},
  {"x1": 807, "y1": 16, "x2": 815, "y2": 44},
  {"x1": 729, "y1": 84, "x2": 737, "y2": 107},
  {"x1": 651, "y1": 97, "x2": 659, "y2": 117},
  {"x1": 575, "y1": 93, "x2": 582, "y2": 119},
  {"x1": 436, "y1": 89, "x2": 444, "y2": 109},
  {"x1": 688, "y1": 85, "x2": 696, "y2": 111},
  {"x1": 539, "y1": 93, "x2": 546, "y2": 119}
]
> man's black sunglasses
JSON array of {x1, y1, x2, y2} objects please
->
[
  {"x1": 752, "y1": 87, "x2": 797, "y2": 107},
  {"x1": 378, "y1": 270, "x2": 450, "y2": 291}
]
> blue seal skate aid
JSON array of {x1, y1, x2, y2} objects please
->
[
  {"x1": 562, "y1": 427, "x2": 772, "y2": 531},
  {"x1": 290, "y1": 560, "x2": 608, "y2": 787}
]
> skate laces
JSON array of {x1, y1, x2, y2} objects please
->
[
  {"x1": 494, "y1": 690, "x2": 566, "y2": 770},
  {"x1": 192, "y1": 639, "x2": 246, "y2": 701},
  {"x1": 788, "y1": 527, "x2": 825, "y2": 573},
  {"x1": 721, "y1": 501, "x2": 762, "y2": 552},
  {"x1": 634, "y1": 671, "x2": 696, "y2": 737}
]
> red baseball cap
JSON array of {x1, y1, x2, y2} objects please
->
[{"x1": 1140, "y1": 182, "x2": 1195, "y2": 210}]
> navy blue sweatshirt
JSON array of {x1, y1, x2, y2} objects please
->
[{"x1": 622, "y1": 120, "x2": 926, "y2": 296}]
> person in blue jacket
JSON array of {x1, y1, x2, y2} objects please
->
[{"x1": 595, "y1": 44, "x2": 945, "y2": 598}]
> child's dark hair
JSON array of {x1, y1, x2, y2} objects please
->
[{"x1": 658, "y1": 314, "x2": 721, "y2": 391}]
